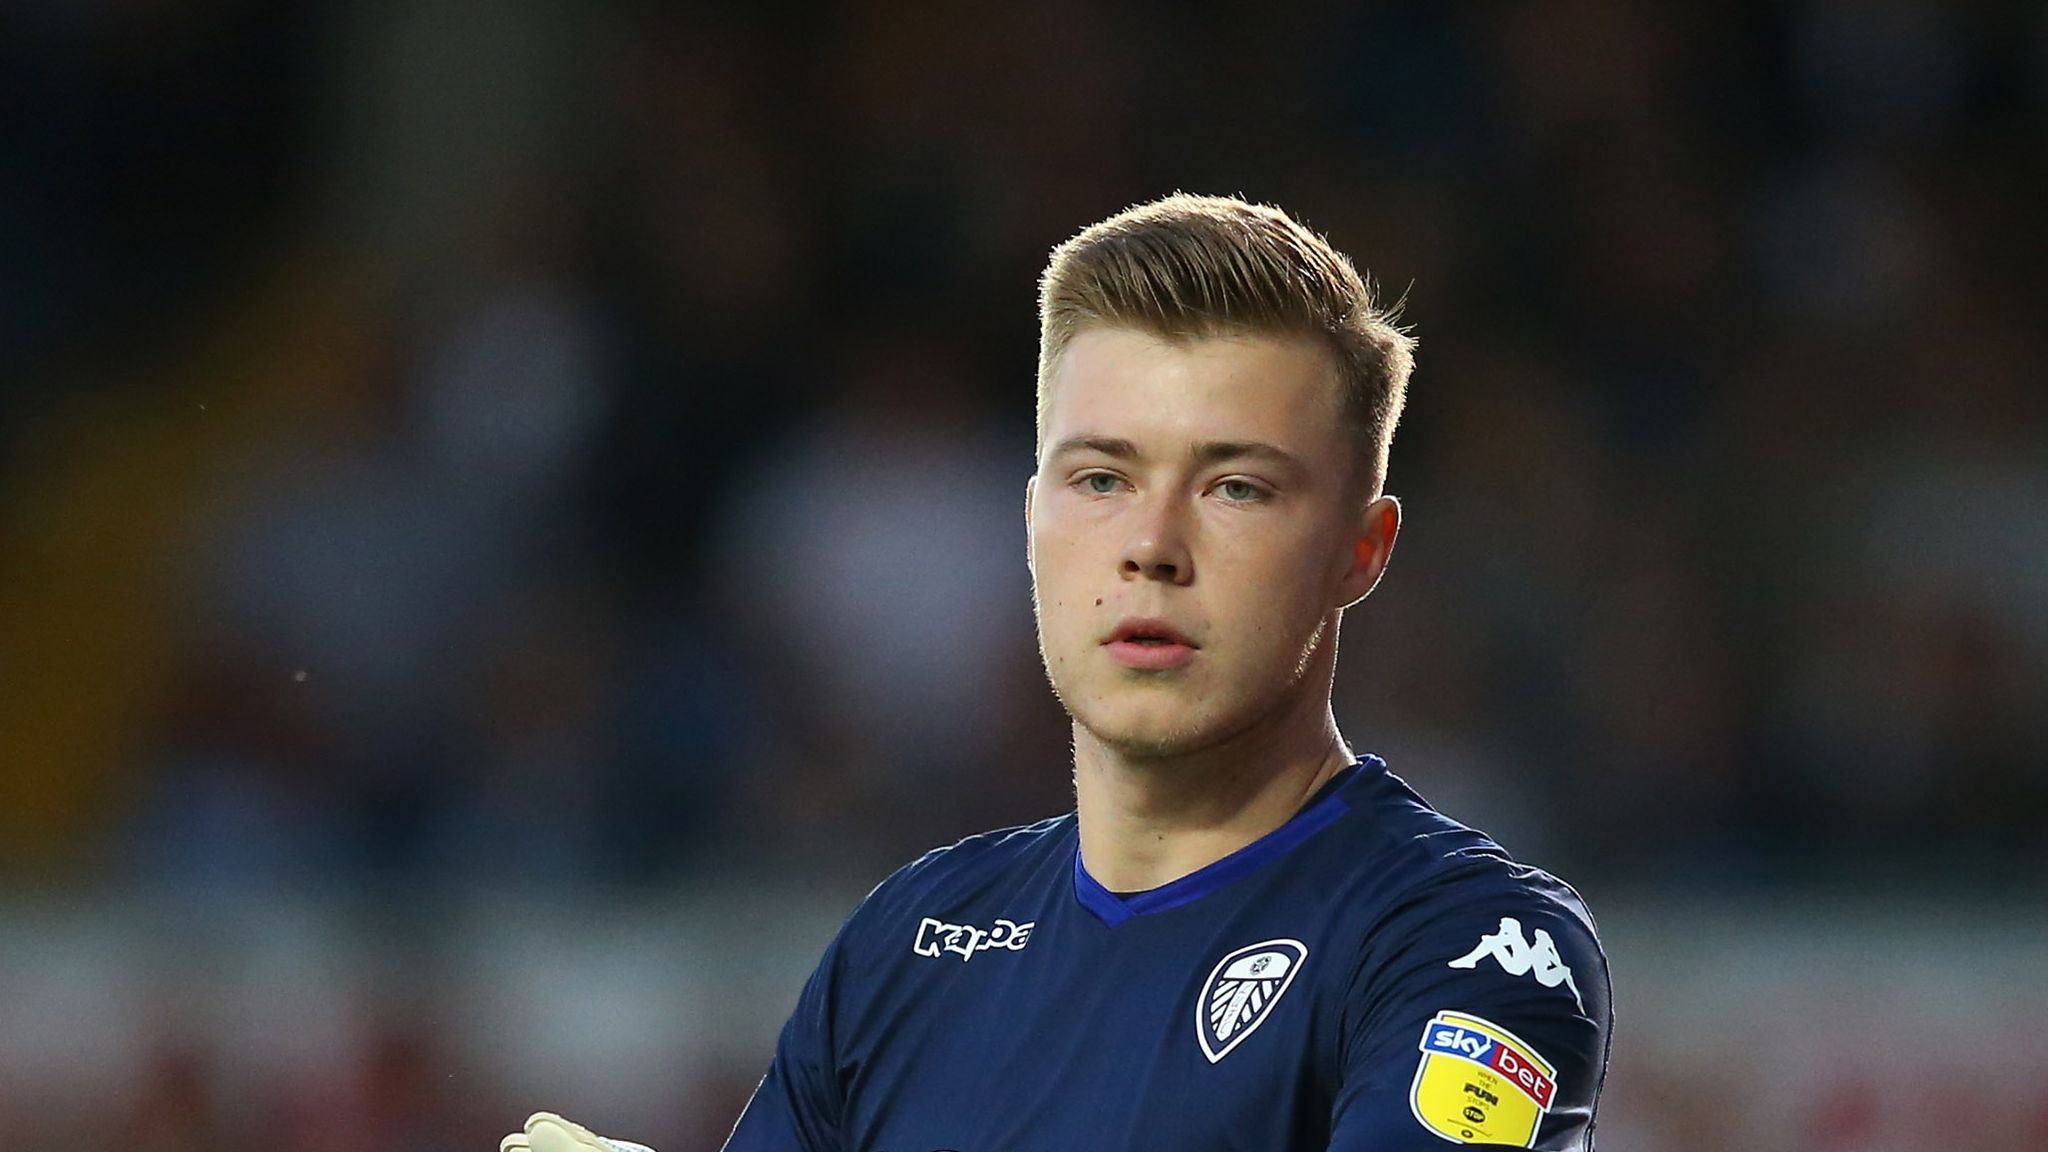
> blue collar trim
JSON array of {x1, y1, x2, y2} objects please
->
[{"x1": 1072, "y1": 759, "x2": 1369, "y2": 927}]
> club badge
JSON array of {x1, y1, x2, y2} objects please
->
[{"x1": 1195, "y1": 938, "x2": 1307, "y2": 1063}]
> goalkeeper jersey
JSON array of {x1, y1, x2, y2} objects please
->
[{"x1": 723, "y1": 756, "x2": 1611, "y2": 1151}]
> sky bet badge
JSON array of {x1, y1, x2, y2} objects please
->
[{"x1": 1409, "y1": 1010, "x2": 1557, "y2": 1146}]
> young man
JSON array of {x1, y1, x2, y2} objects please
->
[{"x1": 507, "y1": 194, "x2": 1610, "y2": 1151}]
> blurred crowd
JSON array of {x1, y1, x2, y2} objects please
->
[{"x1": 2, "y1": 2, "x2": 2046, "y2": 1147}]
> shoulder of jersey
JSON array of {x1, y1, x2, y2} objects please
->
[
  {"x1": 852, "y1": 813, "x2": 1074, "y2": 921},
  {"x1": 1328, "y1": 763, "x2": 1516, "y2": 881},
  {"x1": 1337, "y1": 763, "x2": 1600, "y2": 936}
]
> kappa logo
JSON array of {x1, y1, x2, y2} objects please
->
[
  {"x1": 912, "y1": 916, "x2": 1034, "y2": 962},
  {"x1": 1448, "y1": 917, "x2": 1582, "y2": 1010},
  {"x1": 1195, "y1": 938, "x2": 1307, "y2": 1063}
]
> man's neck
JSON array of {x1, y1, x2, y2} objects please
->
[{"x1": 1072, "y1": 694, "x2": 1354, "y2": 895}]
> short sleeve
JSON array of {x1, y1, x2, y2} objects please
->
[
  {"x1": 720, "y1": 927, "x2": 850, "y2": 1152},
  {"x1": 1327, "y1": 871, "x2": 1612, "y2": 1150}
]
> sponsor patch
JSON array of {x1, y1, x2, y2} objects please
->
[
  {"x1": 912, "y1": 917, "x2": 1034, "y2": 961},
  {"x1": 1409, "y1": 1010, "x2": 1556, "y2": 1146},
  {"x1": 1195, "y1": 939, "x2": 1307, "y2": 1063}
]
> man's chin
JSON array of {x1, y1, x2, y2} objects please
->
[{"x1": 1073, "y1": 707, "x2": 1235, "y2": 761}]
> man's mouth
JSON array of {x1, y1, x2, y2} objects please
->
[
  {"x1": 1103, "y1": 618, "x2": 1199, "y2": 669},
  {"x1": 1106, "y1": 619, "x2": 1197, "y2": 647}
]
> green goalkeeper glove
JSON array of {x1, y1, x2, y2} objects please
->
[{"x1": 501, "y1": 1112, "x2": 656, "y2": 1152}]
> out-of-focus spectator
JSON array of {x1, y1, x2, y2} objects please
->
[{"x1": 707, "y1": 321, "x2": 1041, "y2": 864}]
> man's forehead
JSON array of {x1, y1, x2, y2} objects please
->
[
  {"x1": 1042, "y1": 327, "x2": 1345, "y2": 446},
  {"x1": 1055, "y1": 324, "x2": 1332, "y2": 370}
]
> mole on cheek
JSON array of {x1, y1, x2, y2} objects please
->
[{"x1": 1094, "y1": 598, "x2": 1103, "y2": 606}]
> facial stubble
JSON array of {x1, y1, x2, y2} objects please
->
[{"x1": 1034, "y1": 601, "x2": 1338, "y2": 762}]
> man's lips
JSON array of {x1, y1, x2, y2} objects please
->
[
  {"x1": 1102, "y1": 618, "x2": 1198, "y2": 670},
  {"x1": 1105, "y1": 618, "x2": 1196, "y2": 646}
]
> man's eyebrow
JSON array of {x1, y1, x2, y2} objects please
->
[
  {"x1": 1188, "y1": 440, "x2": 1306, "y2": 473},
  {"x1": 1046, "y1": 435, "x2": 1140, "y2": 461},
  {"x1": 1044, "y1": 436, "x2": 1308, "y2": 475}
]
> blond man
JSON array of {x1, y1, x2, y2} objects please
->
[{"x1": 510, "y1": 194, "x2": 1610, "y2": 1152}]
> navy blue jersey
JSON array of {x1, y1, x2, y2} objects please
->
[{"x1": 724, "y1": 757, "x2": 1611, "y2": 1151}]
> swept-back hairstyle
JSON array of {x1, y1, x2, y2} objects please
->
[{"x1": 1037, "y1": 193, "x2": 1414, "y2": 497}]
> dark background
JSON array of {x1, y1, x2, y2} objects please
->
[{"x1": 2, "y1": 2, "x2": 2044, "y2": 1149}]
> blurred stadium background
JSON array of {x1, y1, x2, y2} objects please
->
[{"x1": 3, "y1": 1, "x2": 2046, "y2": 1149}]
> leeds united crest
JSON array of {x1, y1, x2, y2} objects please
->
[{"x1": 1196, "y1": 938, "x2": 1308, "y2": 1063}]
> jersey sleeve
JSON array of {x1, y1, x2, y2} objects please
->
[
  {"x1": 720, "y1": 924, "x2": 851, "y2": 1152},
  {"x1": 1326, "y1": 868, "x2": 1612, "y2": 1151}
]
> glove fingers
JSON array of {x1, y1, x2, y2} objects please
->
[
  {"x1": 528, "y1": 1112, "x2": 609, "y2": 1152},
  {"x1": 512, "y1": 1110, "x2": 654, "y2": 1152}
]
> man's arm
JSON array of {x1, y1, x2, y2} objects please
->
[
  {"x1": 1326, "y1": 877, "x2": 1612, "y2": 1150},
  {"x1": 719, "y1": 907, "x2": 858, "y2": 1152}
]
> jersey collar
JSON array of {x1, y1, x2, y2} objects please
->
[{"x1": 1072, "y1": 758, "x2": 1372, "y2": 927}]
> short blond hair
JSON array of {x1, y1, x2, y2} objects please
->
[{"x1": 1036, "y1": 193, "x2": 1414, "y2": 496}]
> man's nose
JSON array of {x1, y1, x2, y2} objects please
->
[{"x1": 1119, "y1": 497, "x2": 1194, "y2": 585}]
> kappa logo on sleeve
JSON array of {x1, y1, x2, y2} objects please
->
[
  {"x1": 1410, "y1": 1010, "x2": 1557, "y2": 1146},
  {"x1": 1447, "y1": 916, "x2": 1582, "y2": 1010},
  {"x1": 1195, "y1": 939, "x2": 1308, "y2": 1063},
  {"x1": 912, "y1": 916, "x2": 1034, "y2": 961}
]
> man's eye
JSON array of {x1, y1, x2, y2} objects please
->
[
  {"x1": 1217, "y1": 479, "x2": 1264, "y2": 502},
  {"x1": 1081, "y1": 473, "x2": 1121, "y2": 494}
]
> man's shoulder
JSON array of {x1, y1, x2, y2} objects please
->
[
  {"x1": 1375, "y1": 829, "x2": 1597, "y2": 937},
  {"x1": 1325, "y1": 758, "x2": 1603, "y2": 961},
  {"x1": 900, "y1": 812, "x2": 1075, "y2": 883},
  {"x1": 1325, "y1": 764, "x2": 1610, "y2": 1049},
  {"x1": 1324, "y1": 763, "x2": 1612, "y2": 1150},
  {"x1": 846, "y1": 813, "x2": 1075, "y2": 929}
]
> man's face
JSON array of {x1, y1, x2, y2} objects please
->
[{"x1": 1027, "y1": 327, "x2": 1394, "y2": 758}]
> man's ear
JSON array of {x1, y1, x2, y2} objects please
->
[
  {"x1": 1023, "y1": 475, "x2": 1038, "y2": 576},
  {"x1": 1336, "y1": 494, "x2": 1400, "y2": 609}
]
